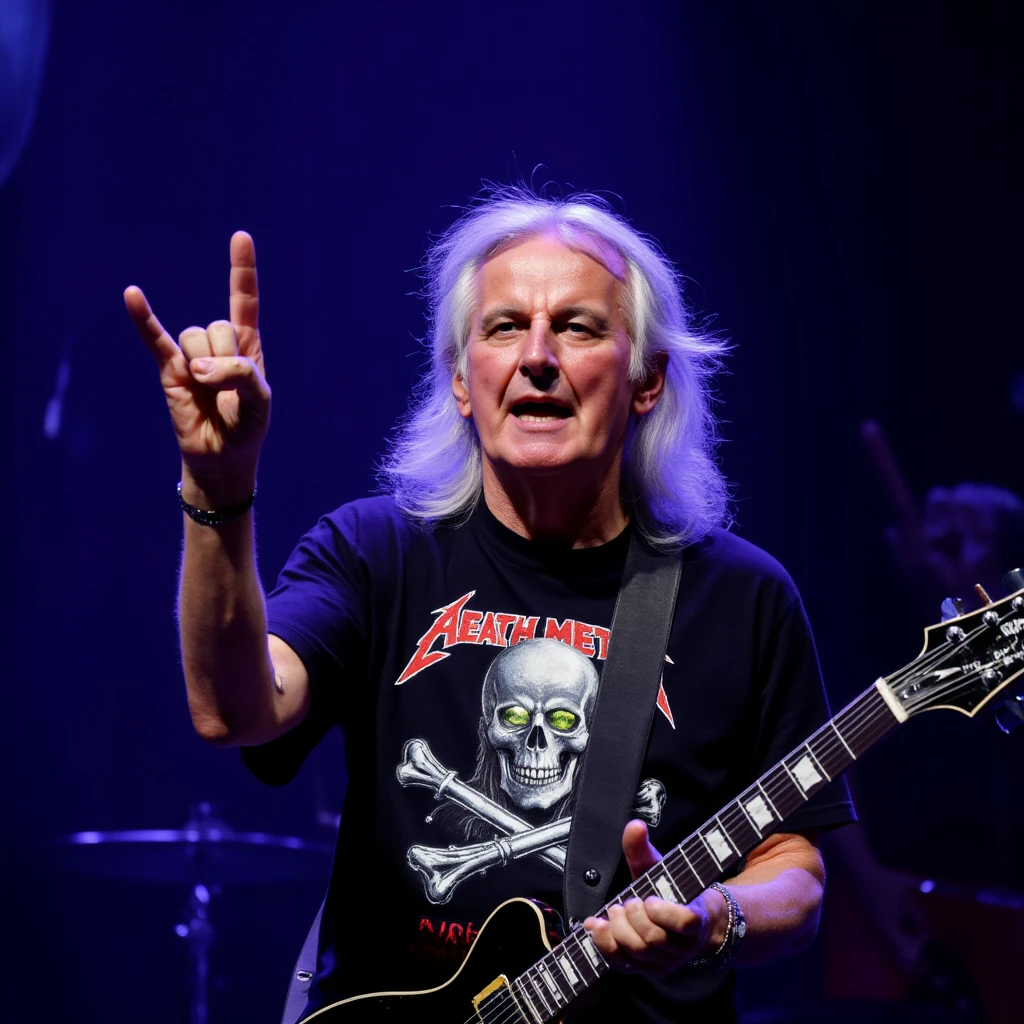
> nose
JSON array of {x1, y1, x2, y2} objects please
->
[
  {"x1": 519, "y1": 320, "x2": 559, "y2": 382},
  {"x1": 526, "y1": 714, "x2": 548, "y2": 750}
]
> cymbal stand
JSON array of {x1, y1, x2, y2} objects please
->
[{"x1": 174, "y1": 802, "x2": 221, "y2": 1024}]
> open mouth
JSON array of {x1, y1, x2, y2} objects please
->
[{"x1": 511, "y1": 401, "x2": 572, "y2": 422}]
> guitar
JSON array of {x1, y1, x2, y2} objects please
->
[{"x1": 299, "y1": 579, "x2": 1024, "y2": 1023}]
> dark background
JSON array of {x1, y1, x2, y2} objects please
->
[{"x1": 1, "y1": 1, "x2": 1019, "y2": 1021}]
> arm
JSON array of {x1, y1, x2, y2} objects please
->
[
  {"x1": 178, "y1": 481, "x2": 310, "y2": 746},
  {"x1": 585, "y1": 821, "x2": 824, "y2": 975},
  {"x1": 127, "y1": 232, "x2": 309, "y2": 747}
]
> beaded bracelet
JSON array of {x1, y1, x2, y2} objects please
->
[
  {"x1": 687, "y1": 882, "x2": 747, "y2": 971},
  {"x1": 177, "y1": 480, "x2": 257, "y2": 526}
]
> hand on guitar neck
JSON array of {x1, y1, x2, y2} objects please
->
[{"x1": 584, "y1": 820, "x2": 825, "y2": 976}]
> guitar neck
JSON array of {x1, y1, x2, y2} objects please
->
[{"x1": 508, "y1": 680, "x2": 905, "y2": 1022}]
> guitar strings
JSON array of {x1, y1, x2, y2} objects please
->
[
  {"x1": 454, "y1": 611, "x2": 1021, "y2": 1024},
  {"x1": 460, "y1": 692, "x2": 900, "y2": 1024},
  {"x1": 498, "y1": 691, "x2": 898, "y2": 1023},
  {"x1": 886, "y1": 601, "x2": 1017, "y2": 689},
  {"x1": 903, "y1": 657, "x2": 1021, "y2": 713},
  {"x1": 458, "y1": 710, "x2": 889, "y2": 1024}
]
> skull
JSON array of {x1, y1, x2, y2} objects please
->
[{"x1": 482, "y1": 638, "x2": 599, "y2": 811}]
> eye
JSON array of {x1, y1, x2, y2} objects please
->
[
  {"x1": 492, "y1": 321, "x2": 518, "y2": 335},
  {"x1": 566, "y1": 322, "x2": 592, "y2": 334},
  {"x1": 547, "y1": 709, "x2": 577, "y2": 731},
  {"x1": 502, "y1": 705, "x2": 531, "y2": 727}
]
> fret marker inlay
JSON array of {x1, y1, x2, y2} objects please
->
[
  {"x1": 539, "y1": 965, "x2": 559, "y2": 998},
  {"x1": 793, "y1": 755, "x2": 822, "y2": 791},
  {"x1": 581, "y1": 937, "x2": 602, "y2": 970},
  {"x1": 557, "y1": 953, "x2": 579, "y2": 986},
  {"x1": 655, "y1": 875, "x2": 679, "y2": 902},
  {"x1": 745, "y1": 795, "x2": 774, "y2": 829},
  {"x1": 705, "y1": 828, "x2": 732, "y2": 863}
]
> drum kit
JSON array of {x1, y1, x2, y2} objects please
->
[{"x1": 52, "y1": 801, "x2": 334, "y2": 1024}]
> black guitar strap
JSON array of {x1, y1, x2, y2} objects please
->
[
  {"x1": 282, "y1": 901, "x2": 322, "y2": 1024},
  {"x1": 562, "y1": 531, "x2": 683, "y2": 924}
]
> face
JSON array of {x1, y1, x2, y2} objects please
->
[{"x1": 452, "y1": 234, "x2": 661, "y2": 484}]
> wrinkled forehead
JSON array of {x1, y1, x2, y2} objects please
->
[{"x1": 483, "y1": 227, "x2": 628, "y2": 285}]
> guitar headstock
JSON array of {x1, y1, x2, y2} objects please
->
[{"x1": 885, "y1": 573, "x2": 1024, "y2": 722}]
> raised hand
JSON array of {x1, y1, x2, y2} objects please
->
[{"x1": 126, "y1": 231, "x2": 270, "y2": 503}]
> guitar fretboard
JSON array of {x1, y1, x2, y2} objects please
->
[{"x1": 506, "y1": 681, "x2": 903, "y2": 1023}]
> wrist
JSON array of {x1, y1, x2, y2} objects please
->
[
  {"x1": 180, "y1": 461, "x2": 258, "y2": 510},
  {"x1": 688, "y1": 883, "x2": 747, "y2": 971},
  {"x1": 178, "y1": 480, "x2": 256, "y2": 527},
  {"x1": 704, "y1": 887, "x2": 731, "y2": 951}
]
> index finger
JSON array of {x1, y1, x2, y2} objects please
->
[
  {"x1": 860, "y1": 420, "x2": 920, "y2": 531},
  {"x1": 229, "y1": 230, "x2": 259, "y2": 334}
]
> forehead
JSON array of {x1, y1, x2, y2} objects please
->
[
  {"x1": 475, "y1": 232, "x2": 626, "y2": 312},
  {"x1": 486, "y1": 640, "x2": 598, "y2": 703}
]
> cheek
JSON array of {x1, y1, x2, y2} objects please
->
[
  {"x1": 466, "y1": 370, "x2": 499, "y2": 413},
  {"x1": 466, "y1": 351, "x2": 514, "y2": 409},
  {"x1": 567, "y1": 357, "x2": 633, "y2": 419}
]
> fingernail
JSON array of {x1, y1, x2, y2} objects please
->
[{"x1": 192, "y1": 358, "x2": 213, "y2": 373}]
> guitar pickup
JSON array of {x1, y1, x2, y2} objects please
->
[{"x1": 473, "y1": 975, "x2": 513, "y2": 1021}]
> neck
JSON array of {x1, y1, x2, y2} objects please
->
[{"x1": 481, "y1": 458, "x2": 628, "y2": 548}]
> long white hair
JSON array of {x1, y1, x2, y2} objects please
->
[{"x1": 379, "y1": 186, "x2": 731, "y2": 548}]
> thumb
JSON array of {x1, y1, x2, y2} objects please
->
[{"x1": 622, "y1": 819, "x2": 662, "y2": 880}]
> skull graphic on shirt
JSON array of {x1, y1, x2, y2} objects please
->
[
  {"x1": 397, "y1": 634, "x2": 668, "y2": 903},
  {"x1": 482, "y1": 638, "x2": 599, "y2": 810}
]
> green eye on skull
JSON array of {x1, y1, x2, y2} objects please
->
[
  {"x1": 500, "y1": 705, "x2": 577, "y2": 731},
  {"x1": 547, "y1": 710, "x2": 577, "y2": 731},
  {"x1": 502, "y1": 705, "x2": 531, "y2": 727}
]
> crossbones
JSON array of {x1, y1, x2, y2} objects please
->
[{"x1": 397, "y1": 738, "x2": 666, "y2": 904}]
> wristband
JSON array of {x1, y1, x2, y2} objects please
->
[
  {"x1": 178, "y1": 480, "x2": 256, "y2": 526},
  {"x1": 687, "y1": 882, "x2": 747, "y2": 971}
]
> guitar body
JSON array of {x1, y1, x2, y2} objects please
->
[{"x1": 299, "y1": 898, "x2": 559, "y2": 1023}]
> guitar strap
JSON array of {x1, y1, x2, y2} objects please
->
[
  {"x1": 280, "y1": 529, "x2": 682, "y2": 1023},
  {"x1": 562, "y1": 530, "x2": 683, "y2": 924},
  {"x1": 281, "y1": 902, "x2": 322, "y2": 1024}
]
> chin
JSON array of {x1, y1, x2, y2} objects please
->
[{"x1": 489, "y1": 445, "x2": 594, "y2": 479}]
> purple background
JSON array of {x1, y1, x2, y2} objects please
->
[{"x1": 1, "y1": 1, "x2": 1018, "y2": 1020}]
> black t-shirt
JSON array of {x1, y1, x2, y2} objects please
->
[{"x1": 244, "y1": 497, "x2": 855, "y2": 1022}]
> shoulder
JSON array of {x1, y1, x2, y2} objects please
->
[
  {"x1": 677, "y1": 528, "x2": 805, "y2": 633},
  {"x1": 318, "y1": 495, "x2": 416, "y2": 544},
  {"x1": 690, "y1": 528, "x2": 800, "y2": 600},
  {"x1": 307, "y1": 496, "x2": 456, "y2": 568}
]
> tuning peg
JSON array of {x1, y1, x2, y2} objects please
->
[
  {"x1": 1004, "y1": 568, "x2": 1024, "y2": 593},
  {"x1": 994, "y1": 696, "x2": 1024, "y2": 735},
  {"x1": 940, "y1": 597, "x2": 965, "y2": 622}
]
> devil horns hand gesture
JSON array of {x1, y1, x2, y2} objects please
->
[{"x1": 125, "y1": 231, "x2": 270, "y2": 505}]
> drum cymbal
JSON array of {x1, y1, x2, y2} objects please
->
[{"x1": 53, "y1": 823, "x2": 334, "y2": 885}]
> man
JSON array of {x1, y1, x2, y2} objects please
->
[{"x1": 126, "y1": 189, "x2": 854, "y2": 1022}]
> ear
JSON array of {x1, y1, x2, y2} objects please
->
[
  {"x1": 632, "y1": 351, "x2": 667, "y2": 417},
  {"x1": 452, "y1": 372, "x2": 473, "y2": 419}
]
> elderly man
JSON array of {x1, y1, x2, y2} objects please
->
[{"x1": 127, "y1": 189, "x2": 853, "y2": 1022}]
